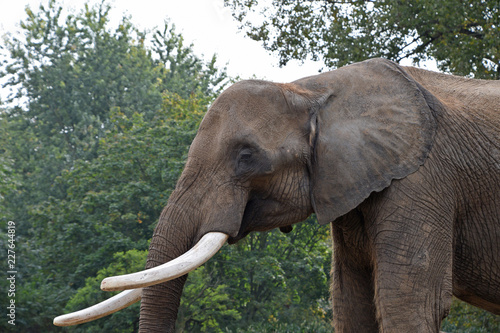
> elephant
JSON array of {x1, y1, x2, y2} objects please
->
[{"x1": 54, "y1": 58, "x2": 500, "y2": 332}]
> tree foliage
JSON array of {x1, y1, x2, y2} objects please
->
[
  {"x1": 182, "y1": 217, "x2": 332, "y2": 332},
  {"x1": 0, "y1": 0, "x2": 222, "y2": 234},
  {"x1": 442, "y1": 298, "x2": 500, "y2": 332},
  {"x1": 224, "y1": 0, "x2": 500, "y2": 79},
  {"x1": 64, "y1": 249, "x2": 146, "y2": 333}
]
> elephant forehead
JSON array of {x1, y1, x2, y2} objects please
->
[
  {"x1": 199, "y1": 82, "x2": 299, "y2": 142},
  {"x1": 212, "y1": 81, "x2": 287, "y2": 118}
]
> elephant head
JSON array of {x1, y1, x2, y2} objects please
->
[{"x1": 54, "y1": 58, "x2": 438, "y2": 331}]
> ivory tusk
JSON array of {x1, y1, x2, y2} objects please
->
[
  {"x1": 53, "y1": 288, "x2": 142, "y2": 326},
  {"x1": 101, "y1": 232, "x2": 229, "y2": 291}
]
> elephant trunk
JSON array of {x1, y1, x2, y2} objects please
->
[
  {"x1": 54, "y1": 167, "x2": 241, "y2": 330},
  {"x1": 139, "y1": 199, "x2": 198, "y2": 333},
  {"x1": 53, "y1": 194, "x2": 229, "y2": 330},
  {"x1": 140, "y1": 278, "x2": 186, "y2": 332}
]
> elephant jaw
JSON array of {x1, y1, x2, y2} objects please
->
[{"x1": 53, "y1": 232, "x2": 229, "y2": 327}]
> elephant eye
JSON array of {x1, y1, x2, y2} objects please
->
[
  {"x1": 238, "y1": 148, "x2": 253, "y2": 163},
  {"x1": 234, "y1": 145, "x2": 272, "y2": 177},
  {"x1": 239, "y1": 150, "x2": 252, "y2": 161},
  {"x1": 236, "y1": 148, "x2": 255, "y2": 172}
]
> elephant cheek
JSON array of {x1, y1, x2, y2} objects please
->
[{"x1": 196, "y1": 185, "x2": 248, "y2": 240}]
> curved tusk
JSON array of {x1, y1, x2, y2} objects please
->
[
  {"x1": 53, "y1": 288, "x2": 142, "y2": 326},
  {"x1": 101, "y1": 232, "x2": 229, "y2": 291}
]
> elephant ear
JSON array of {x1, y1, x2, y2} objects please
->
[{"x1": 305, "y1": 59, "x2": 438, "y2": 225}]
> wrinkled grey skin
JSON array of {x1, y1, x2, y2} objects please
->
[{"x1": 139, "y1": 59, "x2": 500, "y2": 332}]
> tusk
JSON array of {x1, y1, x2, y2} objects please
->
[
  {"x1": 101, "y1": 232, "x2": 229, "y2": 291},
  {"x1": 53, "y1": 288, "x2": 142, "y2": 326}
]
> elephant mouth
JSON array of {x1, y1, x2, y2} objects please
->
[
  {"x1": 229, "y1": 195, "x2": 289, "y2": 244},
  {"x1": 228, "y1": 198, "x2": 259, "y2": 244},
  {"x1": 228, "y1": 231, "x2": 251, "y2": 244}
]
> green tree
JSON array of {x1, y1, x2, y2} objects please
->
[
  {"x1": 1, "y1": 0, "x2": 227, "y2": 213},
  {"x1": 0, "y1": 118, "x2": 19, "y2": 219},
  {"x1": 177, "y1": 266, "x2": 243, "y2": 332},
  {"x1": 1, "y1": 0, "x2": 161, "y2": 235},
  {"x1": 152, "y1": 24, "x2": 229, "y2": 99},
  {"x1": 224, "y1": 0, "x2": 500, "y2": 79},
  {"x1": 442, "y1": 298, "x2": 500, "y2": 332},
  {"x1": 64, "y1": 249, "x2": 147, "y2": 333},
  {"x1": 191, "y1": 217, "x2": 332, "y2": 332},
  {"x1": 4, "y1": 1, "x2": 159, "y2": 160}
]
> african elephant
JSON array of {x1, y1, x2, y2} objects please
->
[{"x1": 54, "y1": 58, "x2": 500, "y2": 332}]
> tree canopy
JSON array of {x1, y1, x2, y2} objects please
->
[{"x1": 224, "y1": 0, "x2": 500, "y2": 79}]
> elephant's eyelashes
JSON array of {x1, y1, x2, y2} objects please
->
[
  {"x1": 239, "y1": 149, "x2": 253, "y2": 161},
  {"x1": 235, "y1": 146, "x2": 274, "y2": 178},
  {"x1": 236, "y1": 148, "x2": 255, "y2": 172}
]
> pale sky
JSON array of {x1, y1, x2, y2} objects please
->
[{"x1": 0, "y1": 0, "x2": 324, "y2": 84}]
